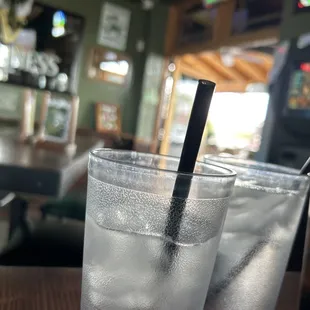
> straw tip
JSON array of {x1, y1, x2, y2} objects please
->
[{"x1": 199, "y1": 79, "x2": 216, "y2": 87}]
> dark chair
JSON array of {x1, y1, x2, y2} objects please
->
[
  {"x1": 41, "y1": 196, "x2": 86, "y2": 221},
  {"x1": 0, "y1": 195, "x2": 86, "y2": 267},
  {"x1": 0, "y1": 220, "x2": 84, "y2": 267}
]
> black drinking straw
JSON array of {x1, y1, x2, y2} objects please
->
[
  {"x1": 300, "y1": 157, "x2": 310, "y2": 175},
  {"x1": 162, "y1": 80, "x2": 216, "y2": 269}
]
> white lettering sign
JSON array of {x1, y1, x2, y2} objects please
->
[{"x1": 9, "y1": 46, "x2": 61, "y2": 77}]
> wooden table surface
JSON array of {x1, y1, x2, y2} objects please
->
[
  {"x1": 0, "y1": 267, "x2": 298, "y2": 310},
  {"x1": 0, "y1": 267, "x2": 82, "y2": 310}
]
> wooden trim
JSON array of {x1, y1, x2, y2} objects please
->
[
  {"x1": 87, "y1": 46, "x2": 131, "y2": 86},
  {"x1": 150, "y1": 58, "x2": 169, "y2": 154},
  {"x1": 213, "y1": 0, "x2": 236, "y2": 43},
  {"x1": 175, "y1": 26, "x2": 279, "y2": 55},
  {"x1": 160, "y1": 58, "x2": 182, "y2": 155},
  {"x1": 37, "y1": 91, "x2": 51, "y2": 140},
  {"x1": 68, "y1": 96, "x2": 79, "y2": 145},
  {"x1": 36, "y1": 92, "x2": 80, "y2": 147},
  {"x1": 19, "y1": 89, "x2": 36, "y2": 142},
  {"x1": 164, "y1": 5, "x2": 181, "y2": 56},
  {"x1": 95, "y1": 102, "x2": 122, "y2": 136}
]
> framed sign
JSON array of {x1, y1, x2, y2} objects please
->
[
  {"x1": 37, "y1": 92, "x2": 79, "y2": 147},
  {"x1": 88, "y1": 47, "x2": 131, "y2": 85},
  {"x1": 0, "y1": 2, "x2": 85, "y2": 93},
  {"x1": 95, "y1": 102, "x2": 121, "y2": 135},
  {"x1": 97, "y1": 2, "x2": 131, "y2": 51}
]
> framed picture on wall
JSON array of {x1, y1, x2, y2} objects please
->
[
  {"x1": 95, "y1": 102, "x2": 121, "y2": 135},
  {"x1": 37, "y1": 92, "x2": 79, "y2": 150},
  {"x1": 87, "y1": 47, "x2": 131, "y2": 85},
  {"x1": 97, "y1": 2, "x2": 131, "y2": 51}
]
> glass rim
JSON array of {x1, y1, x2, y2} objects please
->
[
  {"x1": 203, "y1": 155, "x2": 310, "y2": 180},
  {"x1": 90, "y1": 149, "x2": 237, "y2": 179}
]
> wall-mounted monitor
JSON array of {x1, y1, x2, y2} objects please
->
[{"x1": 295, "y1": 0, "x2": 310, "y2": 13}]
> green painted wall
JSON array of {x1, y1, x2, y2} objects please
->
[
  {"x1": 0, "y1": 0, "x2": 169, "y2": 136},
  {"x1": 135, "y1": 4, "x2": 169, "y2": 142}
]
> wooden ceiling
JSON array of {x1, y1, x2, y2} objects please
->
[{"x1": 179, "y1": 50, "x2": 273, "y2": 92}]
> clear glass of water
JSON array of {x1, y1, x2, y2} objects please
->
[
  {"x1": 203, "y1": 155, "x2": 310, "y2": 310},
  {"x1": 81, "y1": 150, "x2": 236, "y2": 310}
]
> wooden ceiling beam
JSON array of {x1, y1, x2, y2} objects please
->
[
  {"x1": 200, "y1": 53, "x2": 247, "y2": 81},
  {"x1": 180, "y1": 63, "x2": 212, "y2": 81},
  {"x1": 244, "y1": 51, "x2": 274, "y2": 73},
  {"x1": 181, "y1": 54, "x2": 224, "y2": 81},
  {"x1": 180, "y1": 63, "x2": 249, "y2": 92},
  {"x1": 234, "y1": 58, "x2": 266, "y2": 82},
  {"x1": 175, "y1": 27, "x2": 279, "y2": 56},
  {"x1": 216, "y1": 81, "x2": 249, "y2": 92}
]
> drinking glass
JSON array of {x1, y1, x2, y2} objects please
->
[
  {"x1": 81, "y1": 150, "x2": 236, "y2": 310},
  {"x1": 203, "y1": 155, "x2": 309, "y2": 310}
]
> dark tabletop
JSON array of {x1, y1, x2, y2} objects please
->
[{"x1": 0, "y1": 130, "x2": 103, "y2": 197}]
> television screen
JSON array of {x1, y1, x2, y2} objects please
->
[
  {"x1": 295, "y1": 0, "x2": 310, "y2": 13},
  {"x1": 288, "y1": 63, "x2": 310, "y2": 110}
]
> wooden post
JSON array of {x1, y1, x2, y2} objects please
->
[
  {"x1": 20, "y1": 89, "x2": 36, "y2": 142},
  {"x1": 159, "y1": 58, "x2": 181, "y2": 155},
  {"x1": 150, "y1": 58, "x2": 169, "y2": 154},
  {"x1": 36, "y1": 91, "x2": 51, "y2": 141},
  {"x1": 68, "y1": 96, "x2": 79, "y2": 145},
  {"x1": 213, "y1": 0, "x2": 236, "y2": 45},
  {"x1": 164, "y1": 5, "x2": 182, "y2": 56}
]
